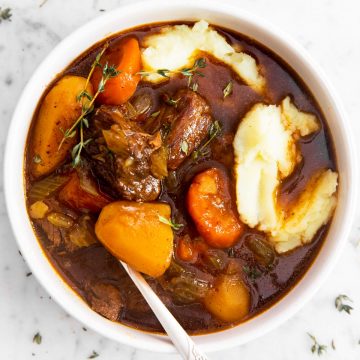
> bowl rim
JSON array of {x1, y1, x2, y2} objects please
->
[{"x1": 4, "y1": 0, "x2": 358, "y2": 353}]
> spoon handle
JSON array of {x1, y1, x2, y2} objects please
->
[{"x1": 120, "y1": 261, "x2": 209, "y2": 360}]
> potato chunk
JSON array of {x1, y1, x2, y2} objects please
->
[
  {"x1": 95, "y1": 201, "x2": 174, "y2": 277},
  {"x1": 204, "y1": 274, "x2": 250, "y2": 322},
  {"x1": 30, "y1": 75, "x2": 93, "y2": 178}
]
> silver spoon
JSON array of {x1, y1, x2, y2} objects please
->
[{"x1": 120, "y1": 261, "x2": 209, "y2": 360}]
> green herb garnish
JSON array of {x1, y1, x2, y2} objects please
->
[
  {"x1": 308, "y1": 333, "x2": 327, "y2": 356},
  {"x1": 190, "y1": 81, "x2": 199, "y2": 92},
  {"x1": 335, "y1": 294, "x2": 353, "y2": 314},
  {"x1": 0, "y1": 7, "x2": 12, "y2": 22},
  {"x1": 150, "y1": 110, "x2": 160, "y2": 118},
  {"x1": 33, "y1": 332, "x2": 42, "y2": 345},
  {"x1": 163, "y1": 95, "x2": 180, "y2": 107},
  {"x1": 158, "y1": 215, "x2": 183, "y2": 231},
  {"x1": 58, "y1": 43, "x2": 120, "y2": 167},
  {"x1": 88, "y1": 350, "x2": 99, "y2": 359},
  {"x1": 33, "y1": 154, "x2": 42, "y2": 164},
  {"x1": 243, "y1": 265, "x2": 261, "y2": 280},
  {"x1": 223, "y1": 81, "x2": 233, "y2": 98},
  {"x1": 192, "y1": 120, "x2": 221, "y2": 160},
  {"x1": 181, "y1": 140, "x2": 189, "y2": 155}
]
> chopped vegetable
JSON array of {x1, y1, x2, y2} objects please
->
[
  {"x1": 202, "y1": 249, "x2": 228, "y2": 273},
  {"x1": 47, "y1": 212, "x2": 74, "y2": 228},
  {"x1": 58, "y1": 172, "x2": 110, "y2": 212},
  {"x1": 28, "y1": 174, "x2": 69, "y2": 202},
  {"x1": 187, "y1": 168, "x2": 244, "y2": 248},
  {"x1": 30, "y1": 75, "x2": 93, "y2": 178},
  {"x1": 177, "y1": 235, "x2": 198, "y2": 262},
  {"x1": 150, "y1": 146, "x2": 168, "y2": 179},
  {"x1": 245, "y1": 234, "x2": 276, "y2": 267},
  {"x1": 102, "y1": 125, "x2": 129, "y2": 156},
  {"x1": 162, "y1": 274, "x2": 211, "y2": 304},
  {"x1": 131, "y1": 92, "x2": 153, "y2": 118},
  {"x1": 68, "y1": 215, "x2": 98, "y2": 248},
  {"x1": 95, "y1": 201, "x2": 174, "y2": 277},
  {"x1": 29, "y1": 201, "x2": 49, "y2": 219},
  {"x1": 204, "y1": 274, "x2": 250, "y2": 322},
  {"x1": 91, "y1": 37, "x2": 141, "y2": 105}
]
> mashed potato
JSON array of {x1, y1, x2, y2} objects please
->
[
  {"x1": 233, "y1": 97, "x2": 337, "y2": 253},
  {"x1": 141, "y1": 20, "x2": 265, "y2": 92}
]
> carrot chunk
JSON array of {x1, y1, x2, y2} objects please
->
[
  {"x1": 58, "y1": 172, "x2": 110, "y2": 212},
  {"x1": 91, "y1": 37, "x2": 141, "y2": 105},
  {"x1": 187, "y1": 168, "x2": 243, "y2": 248}
]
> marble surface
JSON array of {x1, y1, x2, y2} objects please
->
[{"x1": 1, "y1": 0, "x2": 360, "y2": 359}]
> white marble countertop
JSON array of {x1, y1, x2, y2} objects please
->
[{"x1": 1, "y1": 0, "x2": 360, "y2": 359}]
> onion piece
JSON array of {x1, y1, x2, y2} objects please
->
[
  {"x1": 29, "y1": 201, "x2": 49, "y2": 219},
  {"x1": 47, "y1": 212, "x2": 74, "y2": 228},
  {"x1": 69, "y1": 215, "x2": 97, "y2": 248},
  {"x1": 28, "y1": 175, "x2": 69, "y2": 202}
]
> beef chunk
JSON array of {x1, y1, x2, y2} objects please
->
[
  {"x1": 84, "y1": 106, "x2": 163, "y2": 201},
  {"x1": 166, "y1": 89, "x2": 213, "y2": 170},
  {"x1": 87, "y1": 282, "x2": 123, "y2": 321}
]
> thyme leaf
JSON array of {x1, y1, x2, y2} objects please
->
[
  {"x1": 335, "y1": 294, "x2": 353, "y2": 314},
  {"x1": 190, "y1": 81, "x2": 198, "y2": 92},
  {"x1": 163, "y1": 94, "x2": 180, "y2": 107},
  {"x1": 308, "y1": 333, "x2": 327, "y2": 356},
  {"x1": 158, "y1": 215, "x2": 183, "y2": 231},
  {"x1": 88, "y1": 350, "x2": 99, "y2": 359},
  {"x1": 33, "y1": 332, "x2": 42, "y2": 345},
  {"x1": 243, "y1": 265, "x2": 261, "y2": 280},
  {"x1": 33, "y1": 154, "x2": 42, "y2": 164},
  {"x1": 150, "y1": 110, "x2": 160, "y2": 118},
  {"x1": 223, "y1": 81, "x2": 233, "y2": 98},
  {"x1": 180, "y1": 140, "x2": 189, "y2": 155},
  {"x1": 0, "y1": 7, "x2": 12, "y2": 22}
]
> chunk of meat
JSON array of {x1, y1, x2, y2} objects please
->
[
  {"x1": 166, "y1": 89, "x2": 213, "y2": 170},
  {"x1": 84, "y1": 106, "x2": 164, "y2": 201},
  {"x1": 87, "y1": 282, "x2": 123, "y2": 321}
]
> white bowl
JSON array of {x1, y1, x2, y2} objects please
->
[{"x1": 4, "y1": 0, "x2": 358, "y2": 353}]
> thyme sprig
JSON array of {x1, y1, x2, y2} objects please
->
[
  {"x1": 158, "y1": 215, "x2": 184, "y2": 231},
  {"x1": 308, "y1": 333, "x2": 327, "y2": 356},
  {"x1": 138, "y1": 57, "x2": 206, "y2": 89},
  {"x1": 59, "y1": 43, "x2": 120, "y2": 167},
  {"x1": 192, "y1": 120, "x2": 221, "y2": 160},
  {"x1": 335, "y1": 294, "x2": 353, "y2": 314}
]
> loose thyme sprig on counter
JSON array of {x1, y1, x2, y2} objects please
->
[
  {"x1": 138, "y1": 57, "x2": 206, "y2": 89},
  {"x1": 335, "y1": 294, "x2": 353, "y2": 314},
  {"x1": 58, "y1": 43, "x2": 120, "y2": 167},
  {"x1": 308, "y1": 333, "x2": 327, "y2": 356}
]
